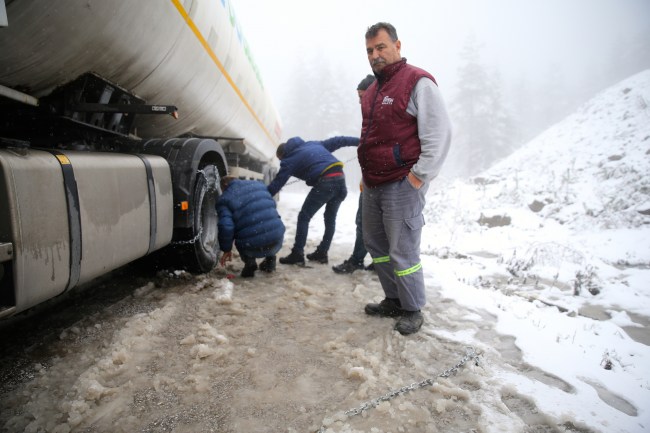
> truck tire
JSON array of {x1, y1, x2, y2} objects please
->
[{"x1": 183, "y1": 164, "x2": 220, "y2": 273}]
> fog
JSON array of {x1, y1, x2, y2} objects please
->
[
  {"x1": 234, "y1": 0, "x2": 649, "y2": 105},
  {"x1": 233, "y1": 0, "x2": 650, "y2": 179}
]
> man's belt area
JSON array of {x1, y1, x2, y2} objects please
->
[{"x1": 320, "y1": 161, "x2": 344, "y2": 178}]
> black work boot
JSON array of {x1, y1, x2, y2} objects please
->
[
  {"x1": 279, "y1": 251, "x2": 305, "y2": 265},
  {"x1": 306, "y1": 249, "x2": 328, "y2": 264},
  {"x1": 364, "y1": 298, "x2": 403, "y2": 317},
  {"x1": 332, "y1": 259, "x2": 364, "y2": 274},
  {"x1": 395, "y1": 311, "x2": 424, "y2": 335},
  {"x1": 259, "y1": 255, "x2": 276, "y2": 273},
  {"x1": 240, "y1": 258, "x2": 258, "y2": 278}
]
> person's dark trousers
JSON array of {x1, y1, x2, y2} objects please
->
[
  {"x1": 292, "y1": 176, "x2": 347, "y2": 255},
  {"x1": 350, "y1": 193, "x2": 368, "y2": 265},
  {"x1": 240, "y1": 238, "x2": 283, "y2": 262}
]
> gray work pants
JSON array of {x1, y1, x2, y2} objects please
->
[{"x1": 362, "y1": 177, "x2": 429, "y2": 311}]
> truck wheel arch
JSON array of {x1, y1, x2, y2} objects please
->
[{"x1": 139, "y1": 137, "x2": 227, "y2": 272}]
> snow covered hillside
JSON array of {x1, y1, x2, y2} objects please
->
[
  {"x1": 419, "y1": 69, "x2": 650, "y2": 432},
  {"x1": 477, "y1": 69, "x2": 649, "y2": 231}
]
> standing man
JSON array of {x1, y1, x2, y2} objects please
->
[
  {"x1": 359, "y1": 22, "x2": 451, "y2": 335},
  {"x1": 268, "y1": 135, "x2": 359, "y2": 266},
  {"x1": 332, "y1": 74, "x2": 376, "y2": 274},
  {"x1": 217, "y1": 176, "x2": 285, "y2": 278}
]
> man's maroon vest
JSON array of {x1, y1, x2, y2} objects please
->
[{"x1": 358, "y1": 59, "x2": 436, "y2": 187}]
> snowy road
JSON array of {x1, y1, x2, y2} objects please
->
[
  {"x1": 0, "y1": 248, "x2": 546, "y2": 433},
  {"x1": 1, "y1": 191, "x2": 626, "y2": 433}
]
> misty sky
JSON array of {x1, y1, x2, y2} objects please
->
[{"x1": 234, "y1": 0, "x2": 650, "y2": 116}]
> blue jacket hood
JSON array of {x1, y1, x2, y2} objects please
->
[{"x1": 284, "y1": 136, "x2": 304, "y2": 155}]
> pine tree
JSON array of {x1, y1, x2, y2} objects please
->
[
  {"x1": 278, "y1": 48, "x2": 359, "y2": 140},
  {"x1": 445, "y1": 34, "x2": 516, "y2": 178}
]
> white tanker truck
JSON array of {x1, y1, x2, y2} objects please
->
[{"x1": 0, "y1": 0, "x2": 283, "y2": 318}]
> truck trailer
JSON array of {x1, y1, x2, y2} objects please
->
[{"x1": 0, "y1": 0, "x2": 283, "y2": 318}]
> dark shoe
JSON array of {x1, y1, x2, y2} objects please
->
[
  {"x1": 306, "y1": 249, "x2": 328, "y2": 264},
  {"x1": 365, "y1": 263, "x2": 375, "y2": 271},
  {"x1": 364, "y1": 298, "x2": 403, "y2": 317},
  {"x1": 332, "y1": 259, "x2": 364, "y2": 274},
  {"x1": 395, "y1": 311, "x2": 424, "y2": 335},
  {"x1": 240, "y1": 261, "x2": 258, "y2": 278},
  {"x1": 259, "y1": 256, "x2": 276, "y2": 273},
  {"x1": 279, "y1": 251, "x2": 305, "y2": 265}
]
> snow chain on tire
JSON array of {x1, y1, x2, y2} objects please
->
[
  {"x1": 315, "y1": 347, "x2": 480, "y2": 433},
  {"x1": 171, "y1": 169, "x2": 217, "y2": 246}
]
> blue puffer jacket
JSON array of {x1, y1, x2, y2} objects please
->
[
  {"x1": 217, "y1": 179, "x2": 285, "y2": 257},
  {"x1": 267, "y1": 136, "x2": 359, "y2": 196}
]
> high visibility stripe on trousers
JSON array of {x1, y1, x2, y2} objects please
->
[{"x1": 372, "y1": 256, "x2": 422, "y2": 277}]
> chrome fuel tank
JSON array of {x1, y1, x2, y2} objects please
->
[{"x1": 0, "y1": 148, "x2": 173, "y2": 315}]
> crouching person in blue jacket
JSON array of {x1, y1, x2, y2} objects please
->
[{"x1": 217, "y1": 176, "x2": 285, "y2": 278}]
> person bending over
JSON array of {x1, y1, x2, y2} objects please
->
[
  {"x1": 218, "y1": 176, "x2": 285, "y2": 278},
  {"x1": 268, "y1": 135, "x2": 359, "y2": 266}
]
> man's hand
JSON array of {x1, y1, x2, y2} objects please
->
[
  {"x1": 407, "y1": 172, "x2": 423, "y2": 189},
  {"x1": 219, "y1": 251, "x2": 232, "y2": 267}
]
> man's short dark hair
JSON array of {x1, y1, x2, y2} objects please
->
[
  {"x1": 357, "y1": 74, "x2": 376, "y2": 91},
  {"x1": 276, "y1": 143, "x2": 286, "y2": 159},
  {"x1": 365, "y1": 22, "x2": 398, "y2": 42}
]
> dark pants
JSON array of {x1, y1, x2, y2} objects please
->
[
  {"x1": 292, "y1": 176, "x2": 347, "y2": 255},
  {"x1": 240, "y1": 253, "x2": 275, "y2": 268},
  {"x1": 239, "y1": 238, "x2": 283, "y2": 265},
  {"x1": 350, "y1": 193, "x2": 368, "y2": 264}
]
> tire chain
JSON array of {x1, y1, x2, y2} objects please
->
[
  {"x1": 315, "y1": 347, "x2": 480, "y2": 433},
  {"x1": 171, "y1": 169, "x2": 218, "y2": 246}
]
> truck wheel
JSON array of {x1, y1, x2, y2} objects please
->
[{"x1": 185, "y1": 164, "x2": 220, "y2": 273}]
